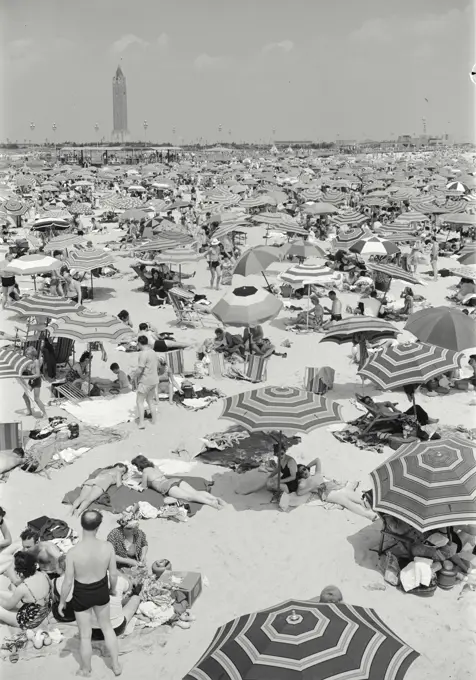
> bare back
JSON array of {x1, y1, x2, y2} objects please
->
[{"x1": 69, "y1": 538, "x2": 114, "y2": 584}]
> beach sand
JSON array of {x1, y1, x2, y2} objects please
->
[{"x1": 0, "y1": 224, "x2": 474, "y2": 679}]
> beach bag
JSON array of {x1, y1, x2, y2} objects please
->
[
  {"x1": 181, "y1": 380, "x2": 194, "y2": 399},
  {"x1": 381, "y1": 552, "x2": 400, "y2": 586}
]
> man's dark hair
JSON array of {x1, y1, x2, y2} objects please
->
[
  {"x1": 81, "y1": 510, "x2": 103, "y2": 531},
  {"x1": 329, "y1": 290, "x2": 336, "y2": 296},
  {"x1": 138, "y1": 323, "x2": 148, "y2": 331},
  {"x1": 110, "y1": 362, "x2": 119, "y2": 371},
  {"x1": 20, "y1": 527, "x2": 40, "y2": 543},
  {"x1": 137, "y1": 335, "x2": 148, "y2": 346},
  {"x1": 469, "y1": 354, "x2": 476, "y2": 362}
]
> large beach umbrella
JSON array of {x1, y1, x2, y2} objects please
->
[
  {"x1": 280, "y1": 263, "x2": 335, "y2": 287},
  {"x1": 300, "y1": 187, "x2": 324, "y2": 202},
  {"x1": 0, "y1": 198, "x2": 29, "y2": 216},
  {"x1": 301, "y1": 201, "x2": 337, "y2": 215},
  {"x1": 49, "y1": 310, "x2": 132, "y2": 343},
  {"x1": 332, "y1": 210, "x2": 368, "y2": 228},
  {"x1": 153, "y1": 246, "x2": 202, "y2": 265},
  {"x1": 31, "y1": 216, "x2": 71, "y2": 231},
  {"x1": 211, "y1": 285, "x2": 283, "y2": 327},
  {"x1": 279, "y1": 240, "x2": 326, "y2": 259},
  {"x1": 0, "y1": 348, "x2": 32, "y2": 380},
  {"x1": 447, "y1": 264, "x2": 476, "y2": 280},
  {"x1": 320, "y1": 317, "x2": 400, "y2": 346},
  {"x1": 350, "y1": 236, "x2": 400, "y2": 257},
  {"x1": 332, "y1": 225, "x2": 371, "y2": 250},
  {"x1": 457, "y1": 250, "x2": 476, "y2": 266},
  {"x1": 8, "y1": 293, "x2": 83, "y2": 319},
  {"x1": 404, "y1": 306, "x2": 476, "y2": 351},
  {"x1": 233, "y1": 246, "x2": 281, "y2": 289},
  {"x1": 4, "y1": 254, "x2": 62, "y2": 277},
  {"x1": 184, "y1": 599, "x2": 418, "y2": 680},
  {"x1": 64, "y1": 249, "x2": 115, "y2": 271},
  {"x1": 44, "y1": 233, "x2": 85, "y2": 252},
  {"x1": 365, "y1": 262, "x2": 424, "y2": 287},
  {"x1": 370, "y1": 436, "x2": 476, "y2": 532},
  {"x1": 359, "y1": 342, "x2": 463, "y2": 390}
]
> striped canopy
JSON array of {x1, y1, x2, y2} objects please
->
[
  {"x1": 300, "y1": 187, "x2": 323, "y2": 202},
  {"x1": 64, "y1": 249, "x2": 115, "y2": 272},
  {"x1": 8, "y1": 293, "x2": 83, "y2": 318},
  {"x1": 221, "y1": 386, "x2": 342, "y2": 434},
  {"x1": 252, "y1": 212, "x2": 300, "y2": 229},
  {"x1": 280, "y1": 263, "x2": 335, "y2": 286},
  {"x1": 301, "y1": 202, "x2": 338, "y2": 215},
  {"x1": 49, "y1": 310, "x2": 132, "y2": 342},
  {"x1": 322, "y1": 190, "x2": 345, "y2": 205},
  {"x1": 393, "y1": 211, "x2": 429, "y2": 224},
  {"x1": 240, "y1": 195, "x2": 276, "y2": 209},
  {"x1": 320, "y1": 317, "x2": 399, "y2": 345},
  {"x1": 31, "y1": 217, "x2": 71, "y2": 231},
  {"x1": 405, "y1": 306, "x2": 476, "y2": 352},
  {"x1": 211, "y1": 285, "x2": 283, "y2": 327},
  {"x1": 213, "y1": 217, "x2": 250, "y2": 240},
  {"x1": 332, "y1": 210, "x2": 367, "y2": 228},
  {"x1": 441, "y1": 213, "x2": 476, "y2": 226},
  {"x1": 366, "y1": 262, "x2": 423, "y2": 286},
  {"x1": 153, "y1": 246, "x2": 202, "y2": 264},
  {"x1": 332, "y1": 225, "x2": 371, "y2": 249},
  {"x1": 184, "y1": 599, "x2": 418, "y2": 680},
  {"x1": 350, "y1": 236, "x2": 400, "y2": 257},
  {"x1": 44, "y1": 233, "x2": 85, "y2": 252},
  {"x1": 0, "y1": 348, "x2": 32, "y2": 380},
  {"x1": 279, "y1": 240, "x2": 326, "y2": 259},
  {"x1": 1, "y1": 198, "x2": 29, "y2": 216},
  {"x1": 371, "y1": 436, "x2": 476, "y2": 531},
  {"x1": 359, "y1": 342, "x2": 463, "y2": 389},
  {"x1": 457, "y1": 249, "x2": 476, "y2": 266},
  {"x1": 448, "y1": 264, "x2": 476, "y2": 280},
  {"x1": 233, "y1": 246, "x2": 281, "y2": 277},
  {"x1": 4, "y1": 254, "x2": 62, "y2": 276}
]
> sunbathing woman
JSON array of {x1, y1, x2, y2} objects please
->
[
  {"x1": 71, "y1": 464, "x2": 127, "y2": 516},
  {"x1": 0, "y1": 551, "x2": 51, "y2": 629},
  {"x1": 281, "y1": 458, "x2": 378, "y2": 520},
  {"x1": 131, "y1": 455, "x2": 226, "y2": 510}
]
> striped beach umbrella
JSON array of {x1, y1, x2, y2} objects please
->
[
  {"x1": 44, "y1": 233, "x2": 85, "y2": 252},
  {"x1": 446, "y1": 181, "x2": 468, "y2": 193},
  {"x1": 441, "y1": 213, "x2": 476, "y2": 226},
  {"x1": 320, "y1": 317, "x2": 399, "y2": 345},
  {"x1": 8, "y1": 293, "x2": 83, "y2": 318},
  {"x1": 280, "y1": 263, "x2": 335, "y2": 287},
  {"x1": 457, "y1": 250, "x2": 476, "y2": 266},
  {"x1": 64, "y1": 249, "x2": 115, "y2": 272},
  {"x1": 1, "y1": 198, "x2": 29, "y2": 216},
  {"x1": 279, "y1": 240, "x2": 326, "y2": 259},
  {"x1": 184, "y1": 599, "x2": 418, "y2": 680},
  {"x1": 332, "y1": 225, "x2": 371, "y2": 250},
  {"x1": 300, "y1": 187, "x2": 323, "y2": 202},
  {"x1": 252, "y1": 212, "x2": 301, "y2": 228},
  {"x1": 220, "y1": 386, "x2": 342, "y2": 434},
  {"x1": 240, "y1": 195, "x2": 276, "y2": 209},
  {"x1": 332, "y1": 210, "x2": 367, "y2": 228},
  {"x1": 366, "y1": 262, "x2": 424, "y2": 287},
  {"x1": 233, "y1": 246, "x2": 281, "y2": 277},
  {"x1": 301, "y1": 202, "x2": 338, "y2": 215},
  {"x1": 350, "y1": 236, "x2": 400, "y2": 257},
  {"x1": 0, "y1": 348, "x2": 32, "y2": 380},
  {"x1": 3, "y1": 254, "x2": 62, "y2": 276},
  {"x1": 322, "y1": 190, "x2": 345, "y2": 205},
  {"x1": 213, "y1": 217, "x2": 250, "y2": 240},
  {"x1": 359, "y1": 342, "x2": 463, "y2": 390},
  {"x1": 447, "y1": 264, "x2": 476, "y2": 280},
  {"x1": 405, "y1": 306, "x2": 476, "y2": 352},
  {"x1": 370, "y1": 436, "x2": 476, "y2": 532},
  {"x1": 49, "y1": 310, "x2": 132, "y2": 343},
  {"x1": 153, "y1": 246, "x2": 202, "y2": 265},
  {"x1": 31, "y1": 216, "x2": 71, "y2": 231},
  {"x1": 438, "y1": 201, "x2": 468, "y2": 214},
  {"x1": 393, "y1": 212, "x2": 429, "y2": 225},
  {"x1": 211, "y1": 285, "x2": 283, "y2": 327}
]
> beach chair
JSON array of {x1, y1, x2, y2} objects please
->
[
  {"x1": 304, "y1": 366, "x2": 335, "y2": 395},
  {"x1": 244, "y1": 355, "x2": 268, "y2": 383},
  {"x1": 52, "y1": 337, "x2": 75, "y2": 368},
  {"x1": 208, "y1": 351, "x2": 226, "y2": 379},
  {"x1": 355, "y1": 394, "x2": 403, "y2": 435},
  {"x1": 0, "y1": 422, "x2": 23, "y2": 452},
  {"x1": 168, "y1": 291, "x2": 205, "y2": 328},
  {"x1": 130, "y1": 264, "x2": 151, "y2": 291},
  {"x1": 53, "y1": 382, "x2": 90, "y2": 403},
  {"x1": 164, "y1": 349, "x2": 185, "y2": 376}
]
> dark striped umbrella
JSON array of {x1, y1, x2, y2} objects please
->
[
  {"x1": 332, "y1": 210, "x2": 367, "y2": 227},
  {"x1": 405, "y1": 306, "x2": 476, "y2": 351},
  {"x1": 332, "y1": 225, "x2": 371, "y2": 249},
  {"x1": 49, "y1": 310, "x2": 131, "y2": 342},
  {"x1": 1, "y1": 198, "x2": 30, "y2": 216},
  {"x1": 366, "y1": 262, "x2": 424, "y2": 286},
  {"x1": 371, "y1": 436, "x2": 476, "y2": 531},
  {"x1": 0, "y1": 348, "x2": 31, "y2": 380},
  {"x1": 359, "y1": 342, "x2": 463, "y2": 390},
  {"x1": 350, "y1": 236, "x2": 400, "y2": 257},
  {"x1": 184, "y1": 599, "x2": 418, "y2": 680},
  {"x1": 8, "y1": 293, "x2": 83, "y2": 318},
  {"x1": 300, "y1": 187, "x2": 323, "y2": 202},
  {"x1": 320, "y1": 317, "x2": 399, "y2": 345},
  {"x1": 44, "y1": 233, "x2": 85, "y2": 252},
  {"x1": 64, "y1": 249, "x2": 115, "y2": 271}
]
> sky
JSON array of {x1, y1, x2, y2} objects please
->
[{"x1": 1, "y1": 0, "x2": 475, "y2": 144}]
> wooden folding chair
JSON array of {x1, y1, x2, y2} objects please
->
[
  {"x1": 168, "y1": 291, "x2": 205, "y2": 328},
  {"x1": 355, "y1": 395, "x2": 403, "y2": 435}
]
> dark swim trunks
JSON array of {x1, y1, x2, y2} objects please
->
[
  {"x1": 153, "y1": 338, "x2": 168, "y2": 352},
  {"x1": 71, "y1": 575, "x2": 110, "y2": 612},
  {"x1": 331, "y1": 314, "x2": 342, "y2": 321}
]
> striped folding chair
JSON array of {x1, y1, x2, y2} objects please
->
[
  {"x1": 0, "y1": 422, "x2": 22, "y2": 451},
  {"x1": 304, "y1": 366, "x2": 335, "y2": 395},
  {"x1": 208, "y1": 351, "x2": 226, "y2": 379},
  {"x1": 244, "y1": 355, "x2": 268, "y2": 383},
  {"x1": 164, "y1": 349, "x2": 185, "y2": 376}
]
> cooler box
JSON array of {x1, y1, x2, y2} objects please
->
[{"x1": 158, "y1": 571, "x2": 202, "y2": 607}]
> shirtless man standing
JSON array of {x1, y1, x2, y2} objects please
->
[{"x1": 59, "y1": 511, "x2": 121, "y2": 677}]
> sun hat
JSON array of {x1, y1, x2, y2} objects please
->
[{"x1": 210, "y1": 238, "x2": 219, "y2": 246}]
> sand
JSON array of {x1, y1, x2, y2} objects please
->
[{"x1": 0, "y1": 221, "x2": 474, "y2": 680}]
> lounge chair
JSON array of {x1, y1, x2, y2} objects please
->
[
  {"x1": 168, "y1": 291, "x2": 205, "y2": 328},
  {"x1": 208, "y1": 351, "x2": 226, "y2": 379},
  {"x1": 53, "y1": 382, "x2": 90, "y2": 403},
  {"x1": 244, "y1": 355, "x2": 268, "y2": 383},
  {"x1": 130, "y1": 264, "x2": 151, "y2": 292},
  {"x1": 164, "y1": 349, "x2": 185, "y2": 376},
  {"x1": 304, "y1": 366, "x2": 335, "y2": 395},
  {"x1": 53, "y1": 337, "x2": 75, "y2": 368},
  {"x1": 355, "y1": 394, "x2": 403, "y2": 435}
]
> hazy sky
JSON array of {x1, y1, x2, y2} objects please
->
[{"x1": 1, "y1": 0, "x2": 474, "y2": 143}]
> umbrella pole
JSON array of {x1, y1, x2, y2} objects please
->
[
  {"x1": 277, "y1": 430, "x2": 282, "y2": 501},
  {"x1": 90, "y1": 271, "x2": 94, "y2": 300},
  {"x1": 87, "y1": 342, "x2": 92, "y2": 394},
  {"x1": 261, "y1": 271, "x2": 271, "y2": 292}
]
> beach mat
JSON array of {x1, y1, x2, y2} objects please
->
[
  {"x1": 62, "y1": 469, "x2": 212, "y2": 517},
  {"x1": 197, "y1": 430, "x2": 301, "y2": 472}
]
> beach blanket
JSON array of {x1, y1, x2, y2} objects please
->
[
  {"x1": 59, "y1": 392, "x2": 137, "y2": 427},
  {"x1": 62, "y1": 468, "x2": 212, "y2": 517},
  {"x1": 197, "y1": 430, "x2": 301, "y2": 472}
]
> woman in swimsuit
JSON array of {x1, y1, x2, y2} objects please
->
[
  {"x1": 132, "y1": 455, "x2": 226, "y2": 510},
  {"x1": 157, "y1": 356, "x2": 182, "y2": 404},
  {"x1": 0, "y1": 551, "x2": 51, "y2": 628},
  {"x1": 21, "y1": 347, "x2": 47, "y2": 418},
  {"x1": 71, "y1": 464, "x2": 127, "y2": 516},
  {"x1": 207, "y1": 239, "x2": 222, "y2": 290},
  {"x1": 66, "y1": 351, "x2": 92, "y2": 388},
  {"x1": 285, "y1": 458, "x2": 377, "y2": 519}
]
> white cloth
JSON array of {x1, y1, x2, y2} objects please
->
[
  {"x1": 136, "y1": 501, "x2": 160, "y2": 519},
  {"x1": 60, "y1": 392, "x2": 137, "y2": 427},
  {"x1": 56, "y1": 446, "x2": 90, "y2": 463},
  {"x1": 399, "y1": 557, "x2": 433, "y2": 592}
]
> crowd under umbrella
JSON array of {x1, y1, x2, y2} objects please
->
[
  {"x1": 184, "y1": 597, "x2": 418, "y2": 680},
  {"x1": 49, "y1": 310, "x2": 132, "y2": 391},
  {"x1": 220, "y1": 385, "x2": 342, "y2": 493},
  {"x1": 153, "y1": 246, "x2": 203, "y2": 281},
  {"x1": 232, "y1": 245, "x2": 282, "y2": 290},
  {"x1": 370, "y1": 435, "x2": 476, "y2": 532},
  {"x1": 358, "y1": 341, "x2": 464, "y2": 414},
  {"x1": 320, "y1": 317, "x2": 400, "y2": 370},
  {"x1": 405, "y1": 306, "x2": 476, "y2": 352},
  {"x1": 64, "y1": 249, "x2": 116, "y2": 299}
]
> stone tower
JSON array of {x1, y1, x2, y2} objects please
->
[{"x1": 111, "y1": 65, "x2": 129, "y2": 142}]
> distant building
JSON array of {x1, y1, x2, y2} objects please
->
[{"x1": 111, "y1": 65, "x2": 129, "y2": 143}]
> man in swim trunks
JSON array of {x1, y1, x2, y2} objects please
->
[{"x1": 59, "y1": 510, "x2": 121, "y2": 677}]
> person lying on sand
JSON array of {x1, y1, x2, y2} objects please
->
[
  {"x1": 71, "y1": 464, "x2": 128, "y2": 517},
  {"x1": 279, "y1": 458, "x2": 378, "y2": 520},
  {"x1": 0, "y1": 447, "x2": 25, "y2": 479},
  {"x1": 131, "y1": 455, "x2": 226, "y2": 510}
]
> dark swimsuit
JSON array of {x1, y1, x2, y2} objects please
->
[
  {"x1": 153, "y1": 339, "x2": 168, "y2": 352},
  {"x1": 281, "y1": 462, "x2": 298, "y2": 493},
  {"x1": 71, "y1": 575, "x2": 110, "y2": 612}
]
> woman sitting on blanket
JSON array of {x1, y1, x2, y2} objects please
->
[
  {"x1": 66, "y1": 351, "x2": 92, "y2": 389},
  {"x1": 279, "y1": 458, "x2": 378, "y2": 520},
  {"x1": 131, "y1": 455, "x2": 226, "y2": 510},
  {"x1": 107, "y1": 512, "x2": 148, "y2": 570},
  {"x1": 285, "y1": 294, "x2": 324, "y2": 331},
  {"x1": 71, "y1": 463, "x2": 128, "y2": 516}
]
